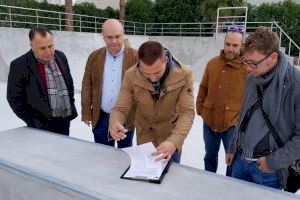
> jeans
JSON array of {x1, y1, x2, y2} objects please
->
[
  {"x1": 232, "y1": 153, "x2": 282, "y2": 189},
  {"x1": 92, "y1": 110, "x2": 134, "y2": 148},
  {"x1": 203, "y1": 123, "x2": 234, "y2": 176}
]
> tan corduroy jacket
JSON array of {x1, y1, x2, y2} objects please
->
[
  {"x1": 81, "y1": 46, "x2": 138, "y2": 128},
  {"x1": 196, "y1": 51, "x2": 248, "y2": 132},
  {"x1": 109, "y1": 58, "x2": 195, "y2": 150}
]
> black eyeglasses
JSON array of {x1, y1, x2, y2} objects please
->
[
  {"x1": 228, "y1": 26, "x2": 245, "y2": 34},
  {"x1": 243, "y1": 51, "x2": 275, "y2": 69}
]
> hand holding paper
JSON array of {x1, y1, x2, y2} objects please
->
[
  {"x1": 121, "y1": 142, "x2": 172, "y2": 183},
  {"x1": 152, "y1": 141, "x2": 176, "y2": 162}
]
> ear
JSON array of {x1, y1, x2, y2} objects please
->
[{"x1": 270, "y1": 52, "x2": 279, "y2": 62}]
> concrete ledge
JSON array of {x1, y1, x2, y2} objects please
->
[{"x1": 0, "y1": 127, "x2": 299, "y2": 200}]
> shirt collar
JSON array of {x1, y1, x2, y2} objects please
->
[{"x1": 106, "y1": 45, "x2": 125, "y2": 59}]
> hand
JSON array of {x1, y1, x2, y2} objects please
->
[
  {"x1": 152, "y1": 141, "x2": 176, "y2": 162},
  {"x1": 83, "y1": 120, "x2": 91, "y2": 127},
  {"x1": 226, "y1": 153, "x2": 234, "y2": 166},
  {"x1": 109, "y1": 122, "x2": 128, "y2": 141},
  {"x1": 257, "y1": 157, "x2": 272, "y2": 173}
]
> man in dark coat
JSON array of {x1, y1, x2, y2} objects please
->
[{"x1": 7, "y1": 27, "x2": 77, "y2": 135}]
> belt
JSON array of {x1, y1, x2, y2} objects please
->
[{"x1": 236, "y1": 146, "x2": 259, "y2": 162}]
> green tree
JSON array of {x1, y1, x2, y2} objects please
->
[
  {"x1": 248, "y1": 0, "x2": 300, "y2": 55},
  {"x1": 154, "y1": 0, "x2": 204, "y2": 23},
  {"x1": 125, "y1": 0, "x2": 154, "y2": 22},
  {"x1": 199, "y1": 0, "x2": 245, "y2": 22}
]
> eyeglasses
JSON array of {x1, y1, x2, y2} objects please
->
[
  {"x1": 228, "y1": 26, "x2": 245, "y2": 34},
  {"x1": 243, "y1": 51, "x2": 274, "y2": 69}
]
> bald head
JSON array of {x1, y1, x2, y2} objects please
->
[
  {"x1": 102, "y1": 19, "x2": 125, "y2": 56},
  {"x1": 102, "y1": 19, "x2": 124, "y2": 35},
  {"x1": 223, "y1": 31, "x2": 243, "y2": 61}
]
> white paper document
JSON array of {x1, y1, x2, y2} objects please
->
[{"x1": 121, "y1": 142, "x2": 169, "y2": 180}]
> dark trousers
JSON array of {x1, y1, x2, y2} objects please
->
[
  {"x1": 172, "y1": 150, "x2": 182, "y2": 164},
  {"x1": 93, "y1": 110, "x2": 134, "y2": 148},
  {"x1": 29, "y1": 118, "x2": 70, "y2": 136},
  {"x1": 203, "y1": 123, "x2": 234, "y2": 176}
]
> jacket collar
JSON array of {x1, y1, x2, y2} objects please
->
[{"x1": 27, "y1": 50, "x2": 47, "y2": 96}]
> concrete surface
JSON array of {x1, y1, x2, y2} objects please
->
[{"x1": 0, "y1": 127, "x2": 299, "y2": 200}]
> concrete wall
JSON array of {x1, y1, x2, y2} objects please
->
[{"x1": 0, "y1": 27, "x2": 223, "y2": 89}]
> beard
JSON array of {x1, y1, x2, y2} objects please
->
[{"x1": 224, "y1": 51, "x2": 239, "y2": 61}]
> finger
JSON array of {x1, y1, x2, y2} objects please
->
[
  {"x1": 110, "y1": 132, "x2": 118, "y2": 140},
  {"x1": 155, "y1": 153, "x2": 167, "y2": 162},
  {"x1": 151, "y1": 151, "x2": 159, "y2": 156},
  {"x1": 116, "y1": 123, "x2": 128, "y2": 133},
  {"x1": 165, "y1": 154, "x2": 172, "y2": 162},
  {"x1": 115, "y1": 131, "x2": 126, "y2": 140},
  {"x1": 110, "y1": 130, "x2": 124, "y2": 140}
]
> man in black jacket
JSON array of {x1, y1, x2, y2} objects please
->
[{"x1": 7, "y1": 27, "x2": 77, "y2": 135}]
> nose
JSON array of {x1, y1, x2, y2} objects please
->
[
  {"x1": 45, "y1": 47, "x2": 52, "y2": 54},
  {"x1": 111, "y1": 38, "x2": 118, "y2": 44},
  {"x1": 228, "y1": 45, "x2": 234, "y2": 52},
  {"x1": 149, "y1": 75, "x2": 157, "y2": 82}
]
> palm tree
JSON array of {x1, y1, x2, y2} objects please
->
[
  {"x1": 65, "y1": 0, "x2": 73, "y2": 31},
  {"x1": 119, "y1": 0, "x2": 126, "y2": 21}
]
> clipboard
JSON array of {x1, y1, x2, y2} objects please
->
[{"x1": 120, "y1": 159, "x2": 172, "y2": 184}]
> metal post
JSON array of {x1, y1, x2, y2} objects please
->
[
  {"x1": 279, "y1": 31, "x2": 282, "y2": 48},
  {"x1": 59, "y1": 13, "x2": 61, "y2": 31},
  {"x1": 134, "y1": 22, "x2": 136, "y2": 35},
  {"x1": 36, "y1": 10, "x2": 39, "y2": 26},
  {"x1": 94, "y1": 17, "x2": 97, "y2": 33},
  {"x1": 244, "y1": 7, "x2": 248, "y2": 39},
  {"x1": 9, "y1": 7, "x2": 12, "y2": 27},
  {"x1": 298, "y1": 52, "x2": 300, "y2": 65},
  {"x1": 199, "y1": 23, "x2": 202, "y2": 36},
  {"x1": 79, "y1": 15, "x2": 82, "y2": 32},
  {"x1": 144, "y1": 23, "x2": 146, "y2": 35},
  {"x1": 179, "y1": 23, "x2": 182, "y2": 36},
  {"x1": 270, "y1": 22, "x2": 273, "y2": 31},
  {"x1": 288, "y1": 40, "x2": 291, "y2": 56},
  {"x1": 161, "y1": 24, "x2": 163, "y2": 36},
  {"x1": 216, "y1": 8, "x2": 220, "y2": 38}
]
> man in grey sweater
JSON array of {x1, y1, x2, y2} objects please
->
[{"x1": 226, "y1": 27, "x2": 300, "y2": 190}]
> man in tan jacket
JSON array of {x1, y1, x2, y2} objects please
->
[
  {"x1": 109, "y1": 41, "x2": 195, "y2": 163},
  {"x1": 81, "y1": 19, "x2": 137, "y2": 148},
  {"x1": 196, "y1": 26, "x2": 248, "y2": 175}
]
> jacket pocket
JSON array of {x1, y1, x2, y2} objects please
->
[{"x1": 164, "y1": 80, "x2": 185, "y2": 92}]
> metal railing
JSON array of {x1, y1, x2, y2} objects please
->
[
  {"x1": 216, "y1": 7, "x2": 248, "y2": 38},
  {"x1": 0, "y1": 4, "x2": 299, "y2": 63},
  {"x1": 0, "y1": 4, "x2": 275, "y2": 37}
]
